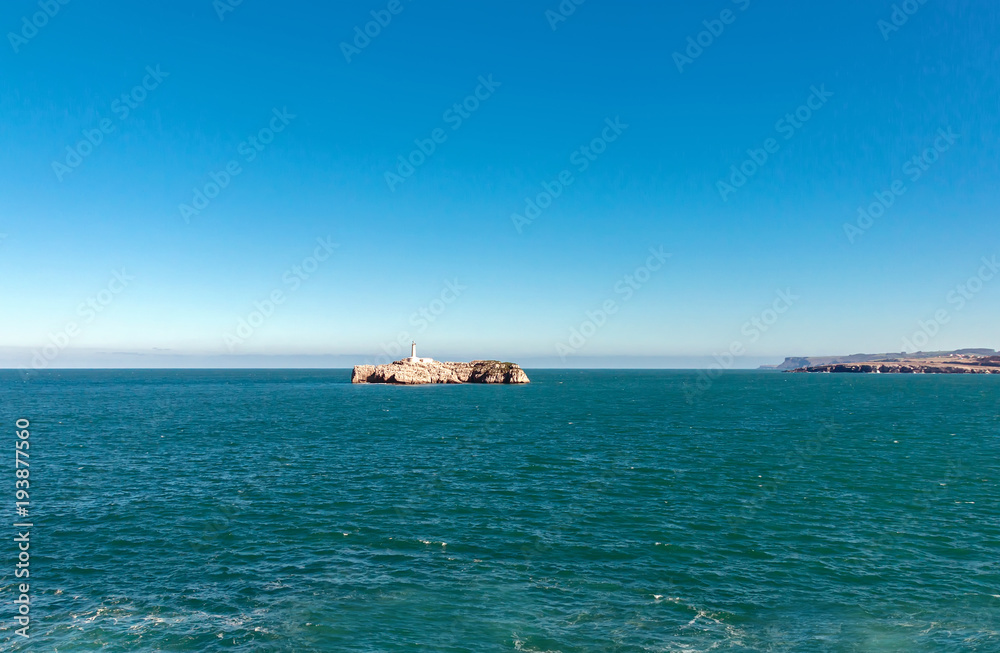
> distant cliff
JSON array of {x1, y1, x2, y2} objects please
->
[
  {"x1": 352, "y1": 359, "x2": 530, "y2": 385},
  {"x1": 780, "y1": 352, "x2": 1000, "y2": 374},
  {"x1": 789, "y1": 359, "x2": 1000, "y2": 374},
  {"x1": 763, "y1": 349, "x2": 998, "y2": 371}
]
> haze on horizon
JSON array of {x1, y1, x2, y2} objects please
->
[{"x1": 1, "y1": 1, "x2": 998, "y2": 369}]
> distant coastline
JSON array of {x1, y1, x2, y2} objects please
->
[{"x1": 761, "y1": 349, "x2": 1000, "y2": 374}]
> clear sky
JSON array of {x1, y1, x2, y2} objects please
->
[{"x1": 1, "y1": 0, "x2": 998, "y2": 368}]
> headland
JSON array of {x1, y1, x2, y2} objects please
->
[{"x1": 761, "y1": 349, "x2": 1000, "y2": 374}]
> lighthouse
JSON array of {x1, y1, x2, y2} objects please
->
[{"x1": 405, "y1": 341, "x2": 434, "y2": 364}]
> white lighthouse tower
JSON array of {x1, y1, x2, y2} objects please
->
[{"x1": 404, "y1": 341, "x2": 434, "y2": 364}]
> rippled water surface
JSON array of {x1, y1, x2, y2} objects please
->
[{"x1": 1, "y1": 369, "x2": 998, "y2": 651}]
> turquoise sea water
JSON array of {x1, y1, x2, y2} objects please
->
[{"x1": 0, "y1": 369, "x2": 998, "y2": 652}]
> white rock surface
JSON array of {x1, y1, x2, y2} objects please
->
[{"x1": 352, "y1": 359, "x2": 530, "y2": 384}]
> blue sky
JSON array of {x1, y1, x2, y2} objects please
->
[{"x1": 1, "y1": 0, "x2": 998, "y2": 368}]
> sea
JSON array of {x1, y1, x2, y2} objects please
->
[{"x1": 0, "y1": 369, "x2": 997, "y2": 652}]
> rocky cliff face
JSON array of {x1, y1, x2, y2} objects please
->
[
  {"x1": 352, "y1": 360, "x2": 530, "y2": 385},
  {"x1": 766, "y1": 349, "x2": 999, "y2": 370},
  {"x1": 789, "y1": 361, "x2": 1000, "y2": 374}
]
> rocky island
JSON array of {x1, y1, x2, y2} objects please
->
[
  {"x1": 352, "y1": 342, "x2": 529, "y2": 385},
  {"x1": 763, "y1": 349, "x2": 1000, "y2": 374}
]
